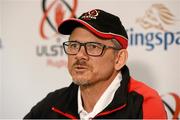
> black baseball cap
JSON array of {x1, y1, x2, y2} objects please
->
[{"x1": 58, "y1": 9, "x2": 128, "y2": 49}]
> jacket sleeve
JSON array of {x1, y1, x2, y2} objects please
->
[
  {"x1": 129, "y1": 79, "x2": 167, "y2": 119},
  {"x1": 142, "y1": 90, "x2": 167, "y2": 119}
]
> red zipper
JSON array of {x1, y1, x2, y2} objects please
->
[
  {"x1": 51, "y1": 107, "x2": 78, "y2": 120},
  {"x1": 95, "y1": 104, "x2": 127, "y2": 118},
  {"x1": 52, "y1": 104, "x2": 126, "y2": 119}
]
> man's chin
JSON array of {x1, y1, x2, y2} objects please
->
[{"x1": 72, "y1": 79, "x2": 90, "y2": 86}]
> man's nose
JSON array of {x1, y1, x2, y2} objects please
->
[{"x1": 75, "y1": 45, "x2": 89, "y2": 60}]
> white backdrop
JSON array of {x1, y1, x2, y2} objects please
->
[
  {"x1": 0, "y1": 0, "x2": 2, "y2": 116},
  {"x1": 0, "y1": 0, "x2": 179, "y2": 118}
]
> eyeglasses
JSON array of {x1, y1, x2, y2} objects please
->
[{"x1": 63, "y1": 41, "x2": 120, "y2": 57}]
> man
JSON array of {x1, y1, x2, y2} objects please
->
[{"x1": 24, "y1": 9, "x2": 167, "y2": 119}]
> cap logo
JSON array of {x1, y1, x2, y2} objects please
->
[{"x1": 81, "y1": 9, "x2": 99, "y2": 20}]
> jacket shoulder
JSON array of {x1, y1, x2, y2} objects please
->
[
  {"x1": 24, "y1": 87, "x2": 69, "y2": 119},
  {"x1": 128, "y1": 78, "x2": 167, "y2": 119},
  {"x1": 129, "y1": 78, "x2": 158, "y2": 96}
]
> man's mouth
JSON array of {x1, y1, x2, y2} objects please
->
[{"x1": 74, "y1": 65, "x2": 88, "y2": 72}]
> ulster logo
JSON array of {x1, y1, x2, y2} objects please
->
[
  {"x1": 39, "y1": 0, "x2": 78, "y2": 40},
  {"x1": 162, "y1": 93, "x2": 180, "y2": 119},
  {"x1": 37, "y1": 0, "x2": 78, "y2": 69},
  {"x1": 80, "y1": 9, "x2": 99, "y2": 20}
]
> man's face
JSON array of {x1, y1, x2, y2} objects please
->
[{"x1": 67, "y1": 27, "x2": 117, "y2": 86}]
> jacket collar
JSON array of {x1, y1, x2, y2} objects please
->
[
  {"x1": 95, "y1": 65, "x2": 130, "y2": 115},
  {"x1": 52, "y1": 65, "x2": 130, "y2": 118}
]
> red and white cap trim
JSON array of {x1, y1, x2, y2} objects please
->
[{"x1": 58, "y1": 18, "x2": 128, "y2": 49}]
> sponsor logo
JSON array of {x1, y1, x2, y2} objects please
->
[
  {"x1": 127, "y1": 4, "x2": 180, "y2": 51},
  {"x1": 36, "y1": 0, "x2": 78, "y2": 69},
  {"x1": 136, "y1": 4, "x2": 175, "y2": 31}
]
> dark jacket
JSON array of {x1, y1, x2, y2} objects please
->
[{"x1": 24, "y1": 66, "x2": 167, "y2": 119}]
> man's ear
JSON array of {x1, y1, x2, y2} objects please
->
[{"x1": 114, "y1": 49, "x2": 128, "y2": 70}]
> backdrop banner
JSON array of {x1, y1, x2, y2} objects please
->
[
  {"x1": 0, "y1": 0, "x2": 179, "y2": 118},
  {"x1": 0, "y1": 0, "x2": 3, "y2": 116}
]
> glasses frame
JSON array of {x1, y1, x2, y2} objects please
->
[{"x1": 63, "y1": 41, "x2": 120, "y2": 57}]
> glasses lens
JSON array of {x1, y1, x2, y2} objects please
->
[
  {"x1": 63, "y1": 41, "x2": 80, "y2": 55},
  {"x1": 63, "y1": 41, "x2": 105, "y2": 56},
  {"x1": 86, "y1": 42, "x2": 104, "y2": 56}
]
